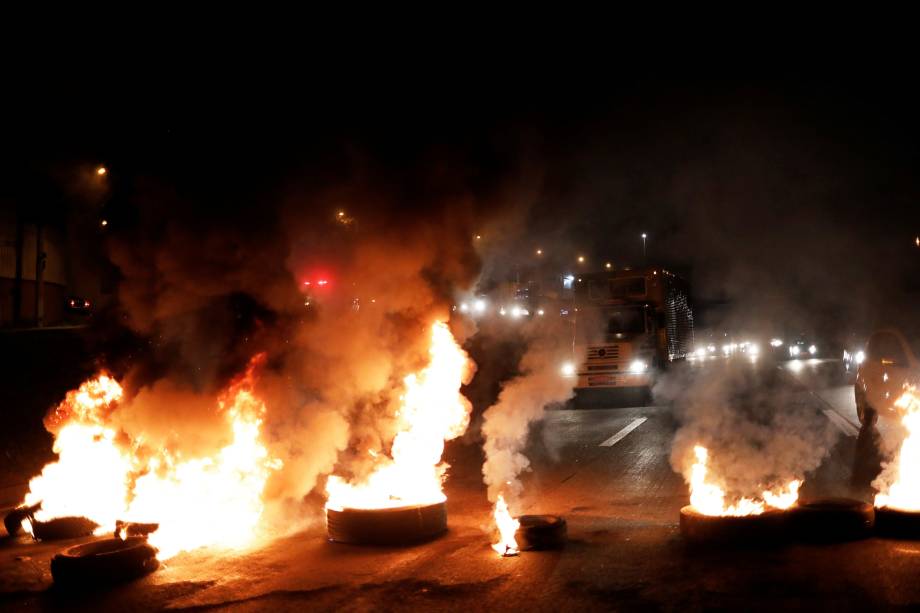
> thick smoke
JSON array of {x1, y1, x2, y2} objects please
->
[
  {"x1": 666, "y1": 363, "x2": 839, "y2": 500},
  {"x1": 481, "y1": 315, "x2": 576, "y2": 507},
  {"x1": 96, "y1": 158, "x2": 492, "y2": 520}
]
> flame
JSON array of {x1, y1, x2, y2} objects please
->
[
  {"x1": 326, "y1": 321, "x2": 473, "y2": 510},
  {"x1": 20, "y1": 362, "x2": 281, "y2": 560},
  {"x1": 875, "y1": 386, "x2": 920, "y2": 511},
  {"x1": 689, "y1": 445, "x2": 801, "y2": 516},
  {"x1": 491, "y1": 494, "x2": 520, "y2": 556}
]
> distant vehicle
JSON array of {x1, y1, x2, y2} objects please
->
[
  {"x1": 855, "y1": 327, "x2": 920, "y2": 425},
  {"x1": 64, "y1": 296, "x2": 92, "y2": 314},
  {"x1": 564, "y1": 267, "x2": 693, "y2": 400},
  {"x1": 787, "y1": 337, "x2": 819, "y2": 360}
]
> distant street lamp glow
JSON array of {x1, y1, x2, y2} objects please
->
[
  {"x1": 96, "y1": 166, "x2": 107, "y2": 176},
  {"x1": 577, "y1": 255, "x2": 585, "y2": 263},
  {"x1": 605, "y1": 262, "x2": 612, "y2": 270},
  {"x1": 770, "y1": 338, "x2": 783, "y2": 347},
  {"x1": 536, "y1": 248, "x2": 543, "y2": 256},
  {"x1": 560, "y1": 362, "x2": 576, "y2": 377},
  {"x1": 100, "y1": 219, "x2": 108, "y2": 227}
]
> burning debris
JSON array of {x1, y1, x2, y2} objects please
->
[
  {"x1": 688, "y1": 446, "x2": 801, "y2": 517},
  {"x1": 324, "y1": 321, "x2": 474, "y2": 543},
  {"x1": 491, "y1": 495, "x2": 519, "y2": 556},
  {"x1": 18, "y1": 359, "x2": 282, "y2": 561},
  {"x1": 481, "y1": 319, "x2": 575, "y2": 556},
  {"x1": 680, "y1": 445, "x2": 800, "y2": 545},
  {"x1": 669, "y1": 363, "x2": 837, "y2": 542},
  {"x1": 873, "y1": 386, "x2": 920, "y2": 537}
]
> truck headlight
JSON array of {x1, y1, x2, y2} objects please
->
[
  {"x1": 560, "y1": 362, "x2": 576, "y2": 377},
  {"x1": 855, "y1": 350, "x2": 865, "y2": 365},
  {"x1": 629, "y1": 360, "x2": 648, "y2": 374},
  {"x1": 789, "y1": 346, "x2": 800, "y2": 356},
  {"x1": 808, "y1": 345, "x2": 817, "y2": 355},
  {"x1": 473, "y1": 299, "x2": 487, "y2": 313}
]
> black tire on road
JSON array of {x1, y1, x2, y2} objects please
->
[
  {"x1": 875, "y1": 506, "x2": 920, "y2": 539},
  {"x1": 515, "y1": 514, "x2": 567, "y2": 550},
  {"x1": 32, "y1": 516, "x2": 99, "y2": 541},
  {"x1": 789, "y1": 498, "x2": 874, "y2": 542},
  {"x1": 326, "y1": 501, "x2": 447, "y2": 545},
  {"x1": 679, "y1": 506, "x2": 787, "y2": 546},
  {"x1": 50, "y1": 537, "x2": 159, "y2": 587}
]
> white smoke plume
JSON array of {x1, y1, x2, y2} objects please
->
[
  {"x1": 667, "y1": 363, "x2": 839, "y2": 501},
  {"x1": 481, "y1": 316, "x2": 576, "y2": 507}
]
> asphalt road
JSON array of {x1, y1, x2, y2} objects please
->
[{"x1": 3, "y1": 355, "x2": 920, "y2": 611}]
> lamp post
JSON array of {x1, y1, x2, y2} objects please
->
[{"x1": 641, "y1": 233, "x2": 647, "y2": 262}]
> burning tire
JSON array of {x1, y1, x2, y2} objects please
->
[
  {"x1": 31, "y1": 516, "x2": 99, "y2": 541},
  {"x1": 875, "y1": 506, "x2": 920, "y2": 538},
  {"x1": 789, "y1": 498, "x2": 874, "y2": 542},
  {"x1": 679, "y1": 506, "x2": 786, "y2": 545},
  {"x1": 514, "y1": 515, "x2": 567, "y2": 550},
  {"x1": 326, "y1": 501, "x2": 447, "y2": 545},
  {"x1": 50, "y1": 536, "x2": 159, "y2": 587}
]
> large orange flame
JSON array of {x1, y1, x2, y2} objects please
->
[
  {"x1": 875, "y1": 386, "x2": 920, "y2": 511},
  {"x1": 491, "y1": 494, "x2": 520, "y2": 556},
  {"x1": 325, "y1": 321, "x2": 473, "y2": 511},
  {"x1": 20, "y1": 361, "x2": 281, "y2": 560},
  {"x1": 689, "y1": 445, "x2": 801, "y2": 516}
]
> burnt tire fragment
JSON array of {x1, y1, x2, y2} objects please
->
[
  {"x1": 32, "y1": 516, "x2": 99, "y2": 541},
  {"x1": 51, "y1": 537, "x2": 159, "y2": 587},
  {"x1": 515, "y1": 515, "x2": 567, "y2": 550},
  {"x1": 326, "y1": 501, "x2": 447, "y2": 545},
  {"x1": 789, "y1": 498, "x2": 874, "y2": 542},
  {"x1": 679, "y1": 506, "x2": 786, "y2": 546},
  {"x1": 3, "y1": 504, "x2": 39, "y2": 537},
  {"x1": 875, "y1": 506, "x2": 920, "y2": 539}
]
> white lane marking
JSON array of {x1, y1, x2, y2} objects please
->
[
  {"x1": 599, "y1": 417, "x2": 647, "y2": 447},
  {"x1": 823, "y1": 409, "x2": 858, "y2": 437}
]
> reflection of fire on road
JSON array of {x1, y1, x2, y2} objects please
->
[
  {"x1": 21, "y1": 358, "x2": 282, "y2": 561},
  {"x1": 325, "y1": 321, "x2": 474, "y2": 511},
  {"x1": 689, "y1": 445, "x2": 801, "y2": 516},
  {"x1": 875, "y1": 386, "x2": 920, "y2": 511}
]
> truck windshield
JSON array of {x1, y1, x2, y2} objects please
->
[{"x1": 605, "y1": 307, "x2": 646, "y2": 335}]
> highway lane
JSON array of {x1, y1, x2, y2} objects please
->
[{"x1": 4, "y1": 357, "x2": 920, "y2": 609}]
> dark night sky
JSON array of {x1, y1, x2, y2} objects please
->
[{"x1": 4, "y1": 66, "x2": 920, "y2": 338}]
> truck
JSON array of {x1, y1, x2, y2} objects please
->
[{"x1": 564, "y1": 267, "x2": 693, "y2": 399}]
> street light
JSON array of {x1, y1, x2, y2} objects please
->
[
  {"x1": 536, "y1": 248, "x2": 543, "y2": 256},
  {"x1": 96, "y1": 166, "x2": 107, "y2": 176},
  {"x1": 605, "y1": 262, "x2": 612, "y2": 270},
  {"x1": 641, "y1": 233, "x2": 648, "y2": 261},
  {"x1": 577, "y1": 255, "x2": 585, "y2": 264}
]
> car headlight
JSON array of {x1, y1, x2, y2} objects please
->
[
  {"x1": 473, "y1": 299, "x2": 486, "y2": 313},
  {"x1": 790, "y1": 346, "x2": 800, "y2": 356},
  {"x1": 855, "y1": 350, "x2": 865, "y2": 365},
  {"x1": 808, "y1": 345, "x2": 817, "y2": 355},
  {"x1": 629, "y1": 359, "x2": 648, "y2": 374},
  {"x1": 560, "y1": 362, "x2": 576, "y2": 377},
  {"x1": 770, "y1": 338, "x2": 783, "y2": 347}
]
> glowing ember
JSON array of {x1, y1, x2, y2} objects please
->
[
  {"x1": 689, "y1": 445, "x2": 800, "y2": 516},
  {"x1": 20, "y1": 361, "x2": 281, "y2": 561},
  {"x1": 325, "y1": 321, "x2": 473, "y2": 511},
  {"x1": 491, "y1": 494, "x2": 520, "y2": 556},
  {"x1": 875, "y1": 386, "x2": 920, "y2": 511}
]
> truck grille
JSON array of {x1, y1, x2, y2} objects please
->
[{"x1": 587, "y1": 345, "x2": 620, "y2": 360}]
